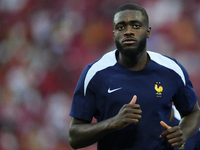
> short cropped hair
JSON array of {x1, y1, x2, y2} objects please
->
[{"x1": 113, "y1": 3, "x2": 149, "y2": 26}]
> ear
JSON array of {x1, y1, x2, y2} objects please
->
[
  {"x1": 146, "y1": 27, "x2": 151, "y2": 38},
  {"x1": 113, "y1": 30, "x2": 116, "y2": 40}
]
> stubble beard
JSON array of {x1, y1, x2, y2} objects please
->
[{"x1": 115, "y1": 37, "x2": 147, "y2": 59}]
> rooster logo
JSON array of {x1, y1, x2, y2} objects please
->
[{"x1": 155, "y1": 82, "x2": 163, "y2": 97}]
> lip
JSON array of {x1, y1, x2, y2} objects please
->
[{"x1": 122, "y1": 38, "x2": 136, "y2": 44}]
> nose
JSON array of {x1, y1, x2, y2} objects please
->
[{"x1": 124, "y1": 25, "x2": 134, "y2": 36}]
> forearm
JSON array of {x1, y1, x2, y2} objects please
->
[
  {"x1": 179, "y1": 109, "x2": 200, "y2": 141},
  {"x1": 68, "y1": 117, "x2": 115, "y2": 149},
  {"x1": 68, "y1": 102, "x2": 142, "y2": 149}
]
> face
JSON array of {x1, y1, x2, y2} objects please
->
[{"x1": 113, "y1": 10, "x2": 151, "y2": 57}]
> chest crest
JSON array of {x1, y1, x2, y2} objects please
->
[{"x1": 155, "y1": 82, "x2": 163, "y2": 97}]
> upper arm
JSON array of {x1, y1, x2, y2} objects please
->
[
  {"x1": 68, "y1": 117, "x2": 91, "y2": 142},
  {"x1": 179, "y1": 101, "x2": 200, "y2": 118},
  {"x1": 70, "y1": 117, "x2": 90, "y2": 126}
]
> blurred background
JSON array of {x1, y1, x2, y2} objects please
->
[{"x1": 0, "y1": 0, "x2": 200, "y2": 149}]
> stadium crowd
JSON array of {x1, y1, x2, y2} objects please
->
[{"x1": 0, "y1": 0, "x2": 200, "y2": 149}]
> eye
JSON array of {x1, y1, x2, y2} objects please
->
[
  {"x1": 116, "y1": 25, "x2": 125, "y2": 31},
  {"x1": 132, "y1": 24, "x2": 140, "y2": 29}
]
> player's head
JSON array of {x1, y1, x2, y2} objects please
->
[
  {"x1": 113, "y1": 3, "x2": 149, "y2": 27},
  {"x1": 113, "y1": 3, "x2": 151, "y2": 57}
]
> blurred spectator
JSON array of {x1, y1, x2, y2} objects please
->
[{"x1": 0, "y1": 0, "x2": 200, "y2": 149}]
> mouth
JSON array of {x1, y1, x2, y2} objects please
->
[{"x1": 122, "y1": 38, "x2": 136, "y2": 44}]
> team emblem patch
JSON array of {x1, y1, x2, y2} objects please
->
[{"x1": 155, "y1": 82, "x2": 163, "y2": 97}]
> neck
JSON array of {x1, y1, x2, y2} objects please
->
[{"x1": 117, "y1": 50, "x2": 150, "y2": 71}]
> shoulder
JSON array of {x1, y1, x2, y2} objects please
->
[
  {"x1": 148, "y1": 51, "x2": 186, "y2": 85},
  {"x1": 83, "y1": 50, "x2": 117, "y2": 95},
  {"x1": 148, "y1": 51, "x2": 181, "y2": 69},
  {"x1": 81, "y1": 50, "x2": 117, "y2": 75},
  {"x1": 88, "y1": 50, "x2": 117, "y2": 71}
]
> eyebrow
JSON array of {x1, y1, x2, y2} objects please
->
[{"x1": 115, "y1": 20, "x2": 142, "y2": 26}]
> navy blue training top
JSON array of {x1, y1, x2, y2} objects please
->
[{"x1": 70, "y1": 50, "x2": 197, "y2": 150}]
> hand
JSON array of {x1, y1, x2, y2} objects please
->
[
  {"x1": 111, "y1": 95, "x2": 142, "y2": 130},
  {"x1": 160, "y1": 121, "x2": 185, "y2": 148}
]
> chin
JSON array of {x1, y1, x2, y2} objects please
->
[
  {"x1": 120, "y1": 48, "x2": 140, "y2": 58},
  {"x1": 115, "y1": 40, "x2": 145, "y2": 57}
]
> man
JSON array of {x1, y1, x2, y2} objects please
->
[{"x1": 68, "y1": 3, "x2": 200, "y2": 150}]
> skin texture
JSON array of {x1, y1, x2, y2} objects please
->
[
  {"x1": 68, "y1": 95, "x2": 141, "y2": 149},
  {"x1": 68, "y1": 9, "x2": 200, "y2": 149},
  {"x1": 113, "y1": 10, "x2": 151, "y2": 71},
  {"x1": 160, "y1": 103, "x2": 200, "y2": 148}
]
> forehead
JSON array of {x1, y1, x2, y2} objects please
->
[{"x1": 113, "y1": 10, "x2": 144, "y2": 24}]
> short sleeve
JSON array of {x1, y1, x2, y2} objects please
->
[
  {"x1": 172, "y1": 61, "x2": 197, "y2": 114},
  {"x1": 69, "y1": 65, "x2": 96, "y2": 122}
]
